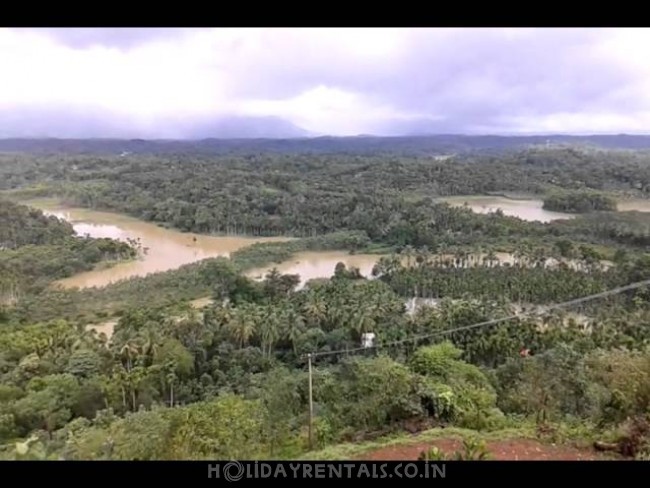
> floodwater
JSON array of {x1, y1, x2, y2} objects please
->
[
  {"x1": 616, "y1": 199, "x2": 650, "y2": 212},
  {"x1": 87, "y1": 320, "x2": 118, "y2": 340},
  {"x1": 25, "y1": 200, "x2": 383, "y2": 289},
  {"x1": 246, "y1": 251, "x2": 382, "y2": 287},
  {"x1": 28, "y1": 201, "x2": 290, "y2": 289},
  {"x1": 246, "y1": 249, "x2": 609, "y2": 288},
  {"x1": 441, "y1": 195, "x2": 650, "y2": 220},
  {"x1": 24, "y1": 196, "x2": 616, "y2": 291},
  {"x1": 438, "y1": 196, "x2": 575, "y2": 222}
]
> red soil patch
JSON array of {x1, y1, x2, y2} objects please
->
[{"x1": 357, "y1": 438, "x2": 609, "y2": 461}]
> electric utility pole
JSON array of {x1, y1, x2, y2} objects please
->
[{"x1": 307, "y1": 353, "x2": 314, "y2": 450}]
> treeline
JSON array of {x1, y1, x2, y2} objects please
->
[
  {"x1": 378, "y1": 262, "x2": 622, "y2": 304},
  {"x1": 372, "y1": 243, "x2": 650, "y2": 304},
  {"x1": 0, "y1": 201, "x2": 137, "y2": 302},
  {"x1": 3, "y1": 134, "x2": 650, "y2": 156},
  {"x1": 543, "y1": 191, "x2": 617, "y2": 213},
  {"x1": 6, "y1": 345, "x2": 650, "y2": 460},
  {"x1": 3, "y1": 231, "x2": 369, "y2": 325},
  {"x1": 2, "y1": 265, "x2": 650, "y2": 459},
  {"x1": 551, "y1": 211, "x2": 650, "y2": 248},
  {"x1": 3, "y1": 146, "x2": 650, "y2": 459},
  {"x1": 0, "y1": 199, "x2": 74, "y2": 249},
  {"x1": 3, "y1": 148, "x2": 650, "y2": 254},
  {"x1": 0, "y1": 145, "x2": 646, "y2": 196}
]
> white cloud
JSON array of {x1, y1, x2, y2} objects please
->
[
  {"x1": 238, "y1": 85, "x2": 426, "y2": 135},
  {"x1": 0, "y1": 29, "x2": 228, "y2": 117},
  {"x1": 2, "y1": 27, "x2": 650, "y2": 136},
  {"x1": 500, "y1": 111, "x2": 650, "y2": 135}
]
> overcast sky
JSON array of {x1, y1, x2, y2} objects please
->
[{"x1": 1, "y1": 28, "x2": 650, "y2": 138}]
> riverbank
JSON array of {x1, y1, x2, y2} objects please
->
[
  {"x1": 18, "y1": 198, "x2": 291, "y2": 288},
  {"x1": 437, "y1": 195, "x2": 575, "y2": 222}
]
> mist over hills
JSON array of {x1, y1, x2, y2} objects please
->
[
  {"x1": 0, "y1": 109, "x2": 311, "y2": 140},
  {"x1": 3, "y1": 106, "x2": 650, "y2": 155},
  {"x1": 2, "y1": 133, "x2": 650, "y2": 156}
]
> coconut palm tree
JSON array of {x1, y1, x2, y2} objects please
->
[
  {"x1": 484, "y1": 250, "x2": 499, "y2": 268},
  {"x1": 352, "y1": 307, "x2": 376, "y2": 339},
  {"x1": 283, "y1": 306, "x2": 305, "y2": 356},
  {"x1": 228, "y1": 307, "x2": 256, "y2": 349},
  {"x1": 258, "y1": 306, "x2": 281, "y2": 358},
  {"x1": 415, "y1": 245, "x2": 431, "y2": 268},
  {"x1": 140, "y1": 326, "x2": 161, "y2": 366},
  {"x1": 303, "y1": 294, "x2": 327, "y2": 329},
  {"x1": 402, "y1": 245, "x2": 416, "y2": 268},
  {"x1": 118, "y1": 340, "x2": 141, "y2": 372}
]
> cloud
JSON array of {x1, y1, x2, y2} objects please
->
[
  {"x1": 18, "y1": 28, "x2": 202, "y2": 50},
  {"x1": 1, "y1": 27, "x2": 650, "y2": 137}
]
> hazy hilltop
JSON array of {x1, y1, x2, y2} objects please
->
[
  {"x1": 2, "y1": 104, "x2": 650, "y2": 154},
  {"x1": 0, "y1": 108, "x2": 310, "y2": 140},
  {"x1": 4, "y1": 27, "x2": 650, "y2": 465},
  {"x1": 2, "y1": 133, "x2": 650, "y2": 156},
  {"x1": 185, "y1": 116, "x2": 311, "y2": 139}
]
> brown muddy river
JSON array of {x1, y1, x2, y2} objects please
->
[
  {"x1": 440, "y1": 195, "x2": 650, "y2": 222},
  {"x1": 616, "y1": 198, "x2": 650, "y2": 212},
  {"x1": 246, "y1": 251, "x2": 382, "y2": 287},
  {"x1": 28, "y1": 201, "x2": 290, "y2": 288},
  {"x1": 29, "y1": 201, "x2": 382, "y2": 289},
  {"x1": 438, "y1": 196, "x2": 575, "y2": 222},
  {"x1": 26, "y1": 195, "x2": 627, "y2": 290}
]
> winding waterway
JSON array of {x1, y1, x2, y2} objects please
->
[
  {"x1": 29, "y1": 201, "x2": 290, "y2": 288},
  {"x1": 26, "y1": 194, "x2": 644, "y2": 290},
  {"x1": 438, "y1": 195, "x2": 575, "y2": 222},
  {"x1": 245, "y1": 251, "x2": 381, "y2": 287}
]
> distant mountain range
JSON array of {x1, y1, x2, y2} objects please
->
[
  {"x1": 0, "y1": 110, "x2": 311, "y2": 140},
  {"x1": 2, "y1": 134, "x2": 650, "y2": 156},
  {"x1": 173, "y1": 116, "x2": 312, "y2": 139},
  {"x1": 3, "y1": 107, "x2": 650, "y2": 153}
]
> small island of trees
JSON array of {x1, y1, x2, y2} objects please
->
[{"x1": 542, "y1": 191, "x2": 617, "y2": 213}]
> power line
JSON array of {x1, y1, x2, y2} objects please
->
[
  {"x1": 309, "y1": 277, "x2": 650, "y2": 359},
  {"x1": 302, "y1": 277, "x2": 650, "y2": 451}
]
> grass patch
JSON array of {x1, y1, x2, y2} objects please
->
[
  {"x1": 302, "y1": 425, "x2": 541, "y2": 460},
  {"x1": 301, "y1": 418, "x2": 608, "y2": 460}
]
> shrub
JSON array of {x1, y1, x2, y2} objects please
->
[
  {"x1": 453, "y1": 438, "x2": 491, "y2": 460},
  {"x1": 418, "y1": 446, "x2": 447, "y2": 461}
]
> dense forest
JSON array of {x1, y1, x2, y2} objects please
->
[
  {"x1": 1, "y1": 263, "x2": 649, "y2": 459},
  {"x1": 1, "y1": 143, "x2": 650, "y2": 460},
  {"x1": 375, "y1": 256, "x2": 623, "y2": 304},
  {"x1": 543, "y1": 191, "x2": 618, "y2": 213},
  {"x1": 0, "y1": 200, "x2": 137, "y2": 304},
  {"x1": 3, "y1": 134, "x2": 650, "y2": 156},
  {"x1": 3, "y1": 147, "x2": 650, "y2": 249}
]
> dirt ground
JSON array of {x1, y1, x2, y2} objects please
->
[{"x1": 356, "y1": 437, "x2": 611, "y2": 461}]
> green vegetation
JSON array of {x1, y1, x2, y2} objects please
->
[
  {"x1": 543, "y1": 191, "x2": 617, "y2": 213},
  {"x1": 6, "y1": 231, "x2": 367, "y2": 324},
  {"x1": 2, "y1": 265, "x2": 650, "y2": 459},
  {"x1": 373, "y1": 250, "x2": 630, "y2": 304},
  {"x1": 2, "y1": 143, "x2": 650, "y2": 460},
  {"x1": 5, "y1": 148, "x2": 650, "y2": 256},
  {"x1": 418, "y1": 438, "x2": 491, "y2": 461},
  {"x1": 0, "y1": 199, "x2": 74, "y2": 248},
  {"x1": 0, "y1": 200, "x2": 137, "y2": 302}
]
